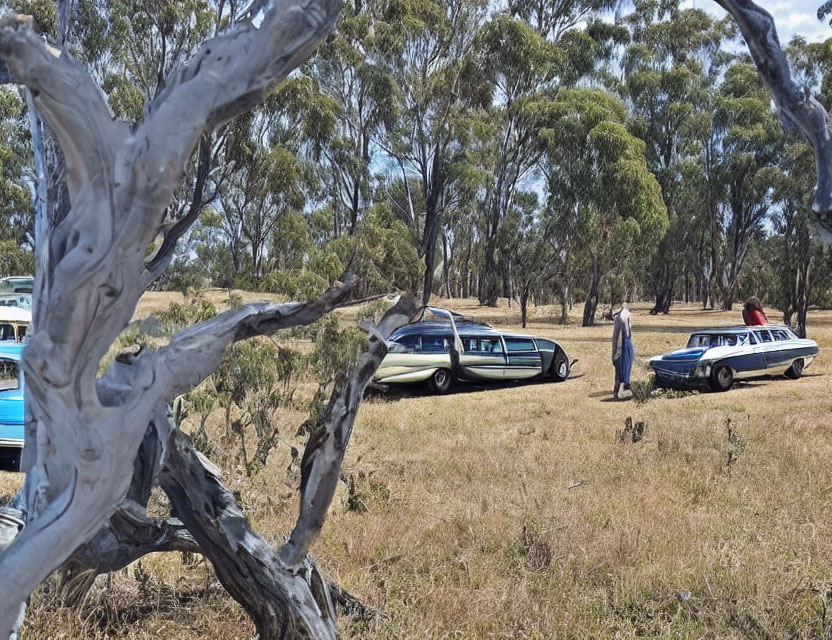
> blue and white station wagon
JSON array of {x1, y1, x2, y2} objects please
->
[
  {"x1": 0, "y1": 341, "x2": 24, "y2": 470},
  {"x1": 650, "y1": 325, "x2": 819, "y2": 391}
]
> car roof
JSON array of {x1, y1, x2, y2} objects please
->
[
  {"x1": 690, "y1": 325, "x2": 793, "y2": 334},
  {"x1": 391, "y1": 321, "x2": 540, "y2": 341},
  {"x1": 0, "y1": 307, "x2": 31, "y2": 322},
  {"x1": 392, "y1": 321, "x2": 500, "y2": 338},
  {"x1": 0, "y1": 341, "x2": 25, "y2": 360}
]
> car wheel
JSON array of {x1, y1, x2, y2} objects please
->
[
  {"x1": 550, "y1": 350, "x2": 570, "y2": 382},
  {"x1": 785, "y1": 358, "x2": 804, "y2": 379},
  {"x1": 709, "y1": 365, "x2": 734, "y2": 392},
  {"x1": 427, "y1": 368, "x2": 454, "y2": 394}
]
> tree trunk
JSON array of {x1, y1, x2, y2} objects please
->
[
  {"x1": 582, "y1": 257, "x2": 601, "y2": 327},
  {"x1": 0, "y1": 3, "x2": 346, "y2": 631},
  {"x1": 559, "y1": 282, "x2": 569, "y2": 324},
  {"x1": 480, "y1": 234, "x2": 499, "y2": 306},
  {"x1": 520, "y1": 288, "x2": 529, "y2": 328}
]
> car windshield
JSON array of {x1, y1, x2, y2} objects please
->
[
  {"x1": 0, "y1": 359, "x2": 19, "y2": 391},
  {"x1": 687, "y1": 333, "x2": 748, "y2": 348}
]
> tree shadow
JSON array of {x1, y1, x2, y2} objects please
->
[{"x1": 366, "y1": 374, "x2": 579, "y2": 403}]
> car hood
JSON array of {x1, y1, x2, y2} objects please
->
[{"x1": 651, "y1": 345, "x2": 747, "y2": 363}]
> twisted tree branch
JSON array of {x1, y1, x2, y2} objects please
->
[
  {"x1": 715, "y1": 0, "x2": 832, "y2": 240},
  {"x1": 0, "y1": 0, "x2": 343, "y2": 632},
  {"x1": 280, "y1": 296, "x2": 420, "y2": 568},
  {"x1": 148, "y1": 276, "x2": 358, "y2": 402}
]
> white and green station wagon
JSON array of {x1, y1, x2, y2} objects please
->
[{"x1": 374, "y1": 307, "x2": 572, "y2": 394}]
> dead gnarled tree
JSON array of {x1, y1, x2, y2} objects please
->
[{"x1": 0, "y1": 2, "x2": 425, "y2": 638}]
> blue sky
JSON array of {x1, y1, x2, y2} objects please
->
[{"x1": 681, "y1": 0, "x2": 830, "y2": 44}]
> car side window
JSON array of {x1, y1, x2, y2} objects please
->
[
  {"x1": 771, "y1": 330, "x2": 789, "y2": 341},
  {"x1": 0, "y1": 359, "x2": 19, "y2": 391},
  {"x1": 687, "y1": 334, "x2": 710, "y2": 348},
  {"x1": 396, "y1": 334, "x2": 421, "y2": 352},
  {"x1": 481, "y1": 338, "x2": 503, "y2": 354},
  {"x1": 754, "y1": 330, "x2": 772, "y2": 343},
  {"x1": 422, "y1": 335, "x2": 452, "y2": 353},
  {"x1": 505, "y1": 338, "x2": 536, "y2": 353}
]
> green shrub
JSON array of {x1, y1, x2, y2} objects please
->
[{"x1": 630, "y1": 377, "x2": 655, "y2": 404}]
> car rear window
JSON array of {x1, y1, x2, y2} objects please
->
[
  {"x1": 505, "y1": 338, "x2": 536, "y2": 353},
  {"x1": 536, "y1": 339, "x2": 555, "y2": 351},
  {"x1": 0, "y1": 359, "x2": 19, "y2": 391}
]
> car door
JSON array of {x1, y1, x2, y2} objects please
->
[
  {"x1": 750, "y1": 329, "x2": 778, "y2": 371},
  {"x1": 762, "y1": 328, "x2": 799, "y2": 371},
  {"x1": 503, "y1": 337, "x2": 542, "y2": 379},
  {"x1": 459, "y1": 336, "x2": 506, "y2": 381}
]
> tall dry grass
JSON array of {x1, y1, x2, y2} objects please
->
[{"x1": 3, "y1": 294, "x2": 832, "y2": 638}]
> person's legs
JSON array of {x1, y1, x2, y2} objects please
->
[
  {"x1": 613, "y1": 361, "x2": 621, "y2": 398},
  {"x1": 621, "y1": 338, "x2": 634, "y2": 391}
]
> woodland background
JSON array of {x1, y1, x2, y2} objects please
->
[{"x1": 2, "y1": 0, "x2": 832, "y2": 334}]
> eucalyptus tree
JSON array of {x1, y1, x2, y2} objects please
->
[
  {"x1": 769, "y1": 140, "x2": 832, "y2": 337},
  {"x1": 472, "y1": 10, "x2": 612, "y2": 306},
  {"x1": 712, "y1": 0, "x2": 832, "y2": 245},
  {"x1": 618, "y1": 3, "x2": 730, "y2": 314},
  {"x1": 540, "y1": 88, "x2": 667, "y2": 326},
  {"x1": 763, "y1": 37, "x2": 832, "y2": 337},
  {"x1": 373, "y1": 0, "x2": 486, "y2": 304},
  {"x1": 0, "y1": 86, "x2": 31, "y2": 247},
  {"x1": 713, "y1": 62, "x2": 783, "y2": 309},
  {"x1": 468, "y1": 16, "x2": 559, "y2": 306},
  {"x1": 498, "y1": 191, "x2": 560, "y2": 327},
  {"x1": 303, "y1": 2, "x2": 398, "y2": 235}
]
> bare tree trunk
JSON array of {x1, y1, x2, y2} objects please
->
[
  {"x1": 582, "y1": 257, "x2": 601, "y2": 327},
  {"x1": 520, "y1": 287, "x2": 529, "y2": 328},
  {"x1": 0, "y1": 2, "x2": 344, "y2": 633}
]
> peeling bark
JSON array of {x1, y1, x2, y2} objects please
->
[{"x1": 0, "y1": 0, "x2": 343, "y2": 634}]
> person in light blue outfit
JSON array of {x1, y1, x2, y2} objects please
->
[{"x1": 612, "y1": 304, "x2": 634, "y2": 399}]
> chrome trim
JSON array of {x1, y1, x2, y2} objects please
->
[{"x1": 0, "y1": 438, "x2": 23, "y2": 449}]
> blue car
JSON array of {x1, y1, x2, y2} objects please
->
[
  {"x1": 649, "y1": 325, "x2": 819, "y2": 391},
  {"x1": 0, "y1": 341, "x2": 24, "y2": 471}
]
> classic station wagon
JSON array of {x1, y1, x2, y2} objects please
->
[
  {"x1": 650, "y1": 325, "x2": 819, "y2": 391},
  {"x1": 0, "y1": 341, "x2": 24, "y2": 470},
  {"x1": 375, "y1": 307, "x2": 572, "y2": 393}
]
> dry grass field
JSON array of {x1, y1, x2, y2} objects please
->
[{"x1": 5, "y1": 292, "x2": 832, "y2": 638}]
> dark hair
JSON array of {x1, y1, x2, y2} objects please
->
[{"x1": 744, "y1": 297, "x2": 763, "y2": 313}]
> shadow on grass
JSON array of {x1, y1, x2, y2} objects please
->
[{"x1": 366, "y1": 373, "x2": 583, "y2": 402}]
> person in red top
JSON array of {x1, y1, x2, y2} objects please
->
[{"x1": 742, "y1": 297, "x2": 769, "y2": 326}]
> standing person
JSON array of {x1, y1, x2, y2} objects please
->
[
  {"x1": 742, "y1": 297, "x2": 769, "y2": 326},
  {"x1": 612, "y1": 303, "x2": 634, "y2": 399}
]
